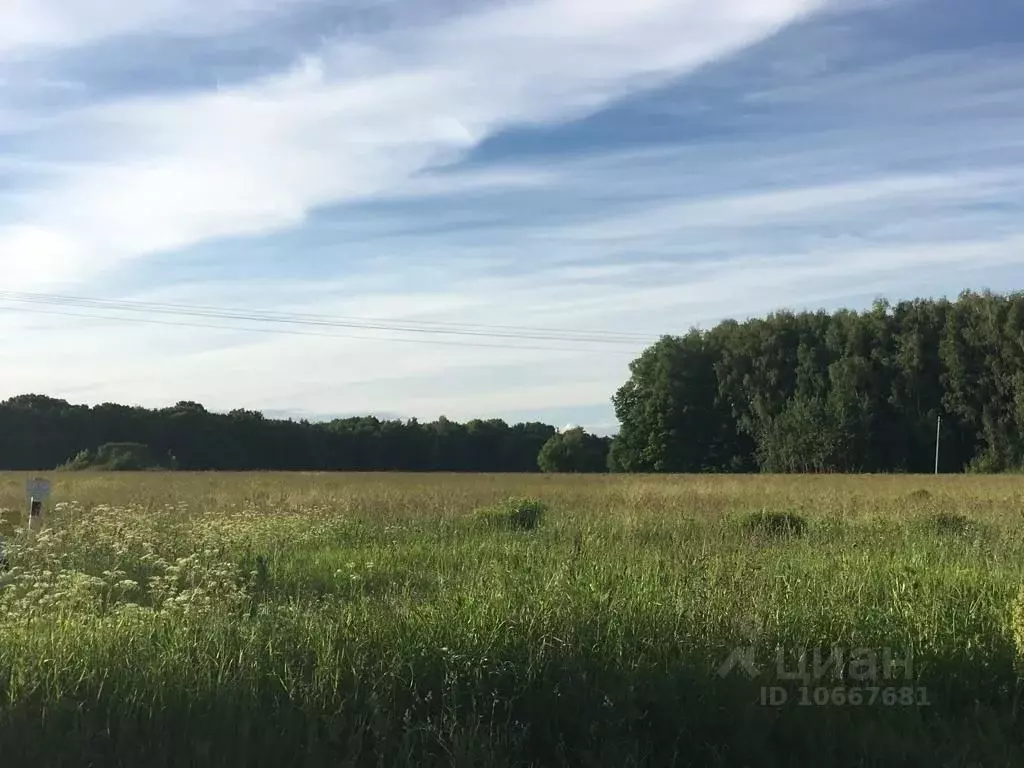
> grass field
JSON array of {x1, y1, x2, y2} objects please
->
[{"x1": 2, "y1": 472, "x2": 1024, "y2": 767}]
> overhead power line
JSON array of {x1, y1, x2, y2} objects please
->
[
  {"x1": 0, "y1": 301, "x2": 644, "y2": 356},
  {"x1": 0, "y1": 290, "x2": 657, "y2": 347}
]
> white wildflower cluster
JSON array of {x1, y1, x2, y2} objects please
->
[
  {"x1": 0, "y1": 502, "x2": 250, "y2": 621},
  {"x1": 0, "y1": 566, "x2": 138, "y2": 615},
  {"x1": 148, "y1": 549, "x2": 249, "y2": 616}
]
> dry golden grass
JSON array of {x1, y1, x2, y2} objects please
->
[{"x1": 4, "y1": 471, "x2": 1024, "y2": 532}]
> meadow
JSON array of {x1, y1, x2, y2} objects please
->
[{"x1": 1, "y1": 472, "x2": 1023, "y2": 767}]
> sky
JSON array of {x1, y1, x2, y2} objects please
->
[{"x1": 1, "y1": 0, "x2": 1022, "y2": 434}]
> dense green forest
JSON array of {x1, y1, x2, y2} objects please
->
[
  {"x1": 2, "y1": 291, "x2": 1021, "y2": 473},
  {"x1": 612, "y1": 291, "x2": 1024, "y2": 473},
  {"x1": 0, "y1": 398, "x2": 565, "y2": 472}
]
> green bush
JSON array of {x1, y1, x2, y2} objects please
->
[
  {"x1": 474, "y1": 497, "x2": 547, "y2": 531},
  {"x1": 537, "y1": 428, "x2": 609, "y2": 473},
  {"x1": 60, "y1": 443, "x2": 176, "y2": 471},
  {"x1": 740, "y1": 509, "x2": 808, "y2": 538}
]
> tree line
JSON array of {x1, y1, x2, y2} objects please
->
[
  {"x1": 611, "y1": 291, "x2": 1024, "y2": 473},
  {"x1": 2, "y1": 290, "x2": 1020, "y2": 473},
  {"x1": 0, "y1": 397, "x2": 586, "y2": 472}
]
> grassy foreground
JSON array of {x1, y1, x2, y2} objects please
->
[{"x1": 1, "y1": 472, "x2": 1024, "y2": 767}]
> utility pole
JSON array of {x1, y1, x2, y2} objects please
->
[{"x1": 934, "y1": 415, "x2": 942, "y2": 475}]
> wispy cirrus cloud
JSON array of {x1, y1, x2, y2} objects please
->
[
  {"x1": 0, "y1": 0, "x2": 822, "y2": 290},
  {"x1": 0, "y1": 0, "x2": 320, "y2": 58}
]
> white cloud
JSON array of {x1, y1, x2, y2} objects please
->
[
  {"x1": 2, "y1": 222, "x2": 1020, "y2": 427},
  {"x1": 539, "y1": 171, "x2": 1014, "y2": 245},
  {"x1": 0, "y1": 0, "x2": 317, "y2": 58},
  {"x1": 0, "y1": 226, "x2": 85, "y2": 287},
  {"x1": 0, "y1": 0, "x2": 823, "y2": 289}
]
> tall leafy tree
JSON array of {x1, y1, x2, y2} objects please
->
[
  {"x1": 537, "y1": 428, "x2": 610, "y2": 473},
  {"x1": 614, "y1": 291, "x2": 1024, "y2": 474},
  {"x1": 612, "y1": 331, "x2": 738, "y2": 472}
]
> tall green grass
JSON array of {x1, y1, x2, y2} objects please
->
[{"x1": 1, "y1": 473, "x2": 1023, "y2": 766}]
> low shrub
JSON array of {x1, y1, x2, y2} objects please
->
[
  {"x1": 60, "y1": 443, "x2": 177, "y2": 471},
  {"x1": 474, "y1": 497, "x2": 547, "y2": 531}
]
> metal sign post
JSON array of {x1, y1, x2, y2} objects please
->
[{"x1": 26, "y1": 477, "x2": 52, "y2": 532}]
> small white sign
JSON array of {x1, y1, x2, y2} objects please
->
[{"x1": 26, "y1": 478, "x2": 52, "y2": 500}]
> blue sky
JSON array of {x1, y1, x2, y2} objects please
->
[{"x1": 1, "y1": 0, "x2": 1022, "y2": 434}]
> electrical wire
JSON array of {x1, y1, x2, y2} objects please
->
[
  {"x1": 0, "y1": 290, "x2": 658, "y2": 345},
  {"x1": 0, "y1": 303, "x2": 641, "y2": 356}
]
